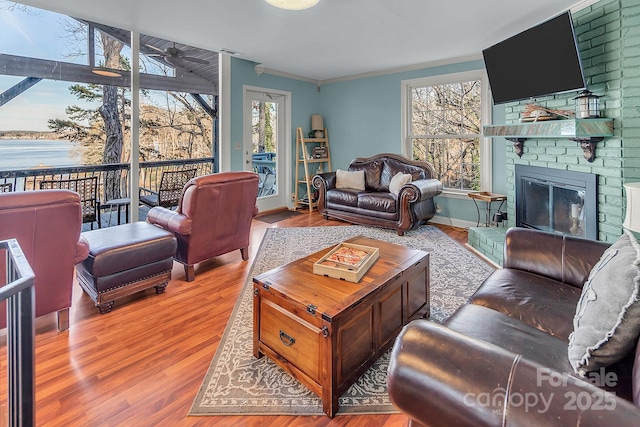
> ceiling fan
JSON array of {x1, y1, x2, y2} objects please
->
[{"x1": 146, "y1": 42, "x2": 209, "y2": 66}]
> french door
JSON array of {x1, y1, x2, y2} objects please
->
[{"x1": 243, "y1": 87, "x2": 291, "y2": 212}]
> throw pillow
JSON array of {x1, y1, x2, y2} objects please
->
[
  {"x1": 335, "y1": 169, "x2": 365, "y2": 191},
  {"x1": 568, "y1": 230, "x2": 640, "y2": 376},
  {"x1": 389, "y1": 172, "x2": 412, "y2": 195}
]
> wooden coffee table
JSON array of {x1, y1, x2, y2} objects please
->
[{"x1": 252, "y1": 235, "x2": 429, "y2": 417}]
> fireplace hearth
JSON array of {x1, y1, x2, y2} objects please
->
[{"x1": 515, "y1": 165, "x2": 597, "y2": 240}]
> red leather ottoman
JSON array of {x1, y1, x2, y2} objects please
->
[{"x1": 76, "y1": 222, "x2": 177, "y2": 313}]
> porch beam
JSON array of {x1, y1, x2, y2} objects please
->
[
  {"x1": 190, "y1": 93, "x2": 216, "y2": 118},
  {"x1": 0, "y1": 77, "x2": 42, "y2": 107},
  {"x1": 0, "y1": 54, "x2": 216, "y2": 95}
]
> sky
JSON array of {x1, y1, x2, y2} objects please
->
[
  {"x1": 0, "y1": 2, "x2": 198, "y2": 133},
  {"x1": 0, "y1": 2, "x2": 91, "y2": 131}
]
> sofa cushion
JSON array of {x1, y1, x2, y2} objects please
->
[
  {"x1": 446, "y1": 303, "x2": 635, "y2": 402},
  {"x1": 336, "y1": 169, "x2": 365, "y2": 191},
  {"x1": 469, "y1": 268, "x2": 582, "y2": 341},
  {"x1": 568, "y1": 231, "x2": 640, "y2": 375},
  {"x1": 380, "y1": 158, "x2": 426, "y2": 191},
  {"x1": 357, "y1": 192, "x2": 397, "y2": 213},
  {"x1": 389, "y1": 172, "x2": 412, "y2": 195},
  {"x1": 446, "y1": 304, "x2": 573, "y2": 374},
  {"x1": 326, "y1": 188, "x2": 359, "y2": 208},
  {"x1": 348, "y1": 160, "x2": 384, "y2": 191}
]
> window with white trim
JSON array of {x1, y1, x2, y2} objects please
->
[{"x1": 403, "y1": 70, "x2": 491, "y2": 193}]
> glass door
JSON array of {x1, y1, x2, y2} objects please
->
[{"x1": 243, "y1": 88, "x2": 290, "y2": 212}]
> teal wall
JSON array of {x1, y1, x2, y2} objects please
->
[
  {"x1": 229, "y1": 57, "x2": 320, "y2": 169},
  {"x1": 230, "y1": 55, "x2": 508, "y2": 225},
  {"x1": 318, "y1": 59, "x2": 508, "y2": 226},
  {"x1": 319, "y1": 60, "x2": 484, "y2": 165}
]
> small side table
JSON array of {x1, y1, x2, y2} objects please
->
[
  {"x1": 102, "y1": 198, "x2": 130, "y2": 226},
  {"x1": 468, "y1": 192, "x2": 507, "y2": 227}
]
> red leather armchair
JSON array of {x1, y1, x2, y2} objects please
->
[
  {"x1": 146, "y1": 172, "x2": 259, "y2": 281},
  {"x1": 0, "y1": 190, "x2": 90, "y2": 331}
]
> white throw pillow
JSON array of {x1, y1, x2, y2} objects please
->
[
  {"x1": 389, "y1": 172, "x2": 412, "y2": 195},
  {"x1": 336, "y1": 169, "x2": 365, "y2": 191}
]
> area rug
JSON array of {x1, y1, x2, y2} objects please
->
[
  {"x1": 190, "y1": 225, "x2": 495, "y2": 416},
  {"x1": 255, "y1": 209, "x2": 303, "y2": 224}
]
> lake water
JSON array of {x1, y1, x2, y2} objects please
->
[{"x1": 0, "y1": 139, "x2": 81, "y2": 170}]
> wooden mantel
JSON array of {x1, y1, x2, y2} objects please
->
[{"x1": 483, "y1": 118, "x2": 614, "y2": 162}]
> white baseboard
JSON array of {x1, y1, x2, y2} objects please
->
[{"x1": 429, "y1": 215, "x2": 475, "y2": 229}]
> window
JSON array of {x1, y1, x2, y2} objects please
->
[{"x1": 402, "y1": 70, "x2": 491, "y2": 193}]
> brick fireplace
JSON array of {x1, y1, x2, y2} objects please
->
[{"x1": 467, "y1": 0, "x2": 640, "y2": 265}]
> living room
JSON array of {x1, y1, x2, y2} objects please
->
[{"x1": 2, "y1": 0, "x2": 640, "y2": 425}]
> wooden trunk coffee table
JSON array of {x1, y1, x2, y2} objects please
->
[{"x1": 252, "y1": 235, "x2": 429, "y2": 417}]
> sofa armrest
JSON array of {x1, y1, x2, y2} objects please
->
[
  {"x1": 312, "y1": 172, "x2": 336, "y2": 191},
  {"x1": 388, "y1": 319, "x2": 640, "y2": 427},
  {"x1": 146, "y1": 206, "x2": 192, "y2": 235},
  {"x1": 400, "y1": 178, "x2": 443, "y2": 202},
  {"x1": 313, "y1": 173, "x2": 336, "y2": 214},
  {"x1": 503, "y1": 227, "x2": 609, "y2": 288},
  {"x1": 74, "y1": 236, "x2": 91, "y2": 265}
]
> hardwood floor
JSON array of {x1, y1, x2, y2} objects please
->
[{"x1": 1, "y1": 213, "x2": 469, "y2": 427}]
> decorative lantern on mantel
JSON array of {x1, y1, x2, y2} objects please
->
[{"x1": 574, "y1": 89, "x2": 601, "y2": 118}]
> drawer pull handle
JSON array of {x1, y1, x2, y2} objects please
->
[{"x1": 279, "y1": 330, "x2": 295, "y2": 346}]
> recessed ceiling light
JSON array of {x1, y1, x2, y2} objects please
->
[
  {"x1": 91, "y1": 68, "x2": 123, "y2": 77},
  {"x1": 265, "y1": 0, "x2": 319, "y2": 10}
]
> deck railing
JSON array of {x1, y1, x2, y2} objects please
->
[
  {"x1": 0, "y1": 154, "x2": 276, "y2": 226},
  {"x1": 1, "y1": 239, "x2": 35, "y2": 427},
  {"x1": 0, "y1": 158, "x2": 215, "y2": 203}
]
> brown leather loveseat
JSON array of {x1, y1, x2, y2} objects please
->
[
  {"x1": 312, "y1": 153, "x2": 442, "y2": 235},
  {"x1": 388, "y1": 227, "x2": 640, "y2": 426}
]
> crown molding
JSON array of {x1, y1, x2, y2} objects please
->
[
  {"x1": 319, "y1": 53, "x2": 484, "y2": 85},
  {"x1": 258, "y1": 53, "x2": 484, "y2": 87},
  {"x1": 256, "y1": 66, "x2": 320, "y2": 84}
]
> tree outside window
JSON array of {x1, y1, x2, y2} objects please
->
[{"x1": 410, "y1": 79, "x2": 482, "y2": 191}]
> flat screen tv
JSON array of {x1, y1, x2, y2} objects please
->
[{"x1": 482, "y1": 11, "x2": 586, "y2": 105}]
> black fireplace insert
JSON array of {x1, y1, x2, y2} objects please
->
[{"x1": 515, "y1": 165, "x2": 597, "y2": 240}]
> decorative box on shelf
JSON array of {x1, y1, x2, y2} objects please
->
[
  {"x1": 314, "y1": 146, "x2": 328, "y2": 159},
  {"x1": 313, "y1": 242, "x2": 379, "y2": 283}
]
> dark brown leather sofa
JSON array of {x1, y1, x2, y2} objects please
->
[
  {"x1": 312, "y1": 153, "x2": 443, "y2": 235},
  {"x1": 388, "y1": 227, "x2": 640, "y2": 426}
]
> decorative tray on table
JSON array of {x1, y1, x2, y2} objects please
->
[{"x1": 313, "y1": 242, "x2": 379, "y2": 283}]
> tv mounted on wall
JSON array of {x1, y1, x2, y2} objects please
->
[{"x1": 482, "y1": 11, "x2": 586, "y2": 105}]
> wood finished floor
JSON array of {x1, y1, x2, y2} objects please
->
[{"x1": 0, "y1": 212, "x2": 471, "y2": 427}]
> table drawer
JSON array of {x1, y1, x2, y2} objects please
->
[{"x1": 259, "y1": 298, "x2": 322, "y2": 382}]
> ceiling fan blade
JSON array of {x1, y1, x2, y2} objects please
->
[
  {"x1": 164, "y1": 56, "x2": 178, "y2": 66},
  {"x1": 145, "y1": 44, "x2": 166, "y2": 54},
  {"x1": 181, "y1": 56, "x2": 210, "y2": 65}
]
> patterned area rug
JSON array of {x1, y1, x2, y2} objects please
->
[{"x1": 190, "y1": 225, "x2": 495, "y2": 416}]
